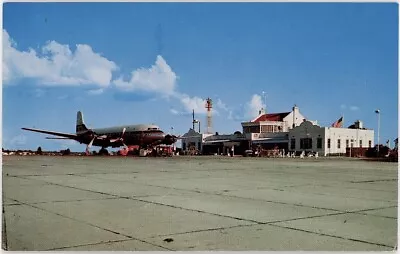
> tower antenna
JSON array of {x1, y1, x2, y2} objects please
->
[
  {"x1": 192, "y1": 109, "x2": 195, "y2": 130},
  {"x1": 205, "y1": 98, "x2": 213, "y2": 134}
]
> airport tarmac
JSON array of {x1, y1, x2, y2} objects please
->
[{"x1": 2, "y1": 156, "x2": 398, "y2": 251}]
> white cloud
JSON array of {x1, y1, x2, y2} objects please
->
[
  {"x1": 170, "y1": 108, "x2": 179, "y2": 115},
  {"x1": 3, "y1": 30, "x2": 250, "y2": 123},
  {"x1": 350, "y1": 105, "x2": 359, "y2": 111},
  {"x1": 9, "y1": 134, "x2": 27, "y2": 146},
  {"x1": 112, "y1": 55, "x2": 212, "y2": 116},
  {"x1": 34, "y1": 88, "x2": 45, "y2": 98},
  {"x1": 171, "y1": 93, "x2": 225, "y2": 116},
  {"x1": 3, "y1": 29, "x2": 117, "y2": 87},
  {"x1": 175, "y1": 93, "x2": 207, "y2": 114},
  {"x1": 113, "y1": 55, "x2": 177, "y2": 96},
  {"x1": 245, "y1": 94, "x2": 265, "y2": 119},
  {"x1": 215, "y1": 98, "x2": 229, "y2": 112},
  {"x1": 340, "y1": 104, "x2": 359, "y2": 111},
  {"x1": 88, "y1": 88, "x2": 104, "y2": 95},
  {"x1": 57, "y1": 95, "x2": 69, "y2": 100}
]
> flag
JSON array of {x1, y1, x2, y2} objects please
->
[{"x1": 331, "y1": 116, "x2": 343, "y2": 128}]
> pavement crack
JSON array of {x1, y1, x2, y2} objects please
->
[
  {"x1": 2, "y1": 197, "x2": 8, "y2": 250},
  {"x1": 45, "y1": 239, "x2": 134, "y2": 251},
  {"x1": 121, "y1": 196, "x2": 260, "y2": 224},
  {"x1": 155, "y1": 223, "x2": 256, "y2": 238},
  {"x1": 349, "y1": 179, "x2": 397, "y2": 183},
  {"x1": 262, "y1": 211, "x2": 349, "y2": 224},
  {"x1": 269, "y1": 223, "x2": 394, "y2": 249},
  {"x1": 45, "y1": 238, "x2": 171, "y2": 251},
  {"x1": 9, "y1": 200, "x2": 173, "y2": 251}
]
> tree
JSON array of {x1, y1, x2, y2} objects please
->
[
  {"x1": 36, "y1": 146, "x2": 43, "y2": 155},
  {"x1": 61, "y1": 148, "x2": 71, "y2": 155}
]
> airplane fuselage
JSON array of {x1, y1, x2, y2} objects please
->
[{"x1": 80, "y1": 124, "x2": 166, "y2": 148}]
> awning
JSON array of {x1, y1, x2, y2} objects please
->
[
  {"x1": 224, "y1": 141, "x2": 241, "y2": 146},
  {"x1": 252, "y1": 139, "x2": 288, "y2": 144},
  {"x1": 203, "y1": 140, "x2": 230, "y2": 144}
]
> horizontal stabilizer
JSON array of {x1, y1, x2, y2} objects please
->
[
  {"x1": 22, "y1": 127, "x2": 78, "y2": 139},
  {"x1": 45, "y1": 137, "x2": 72, "y2": 139}
]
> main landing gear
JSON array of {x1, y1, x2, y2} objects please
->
[
  {"x1": 98, "y1": 147, "x2": 109, "y2": 155},
  {"x1": 87, "y1": 147, "x2": 109, "y2": 156}
]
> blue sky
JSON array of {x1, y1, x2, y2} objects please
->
[{"x1": 3, "y1": 2, "x2": 398, "y2": 151}]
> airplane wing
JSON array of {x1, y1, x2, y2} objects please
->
[{"x1": 21, "y1": 128, "x2": 78, "y2": 139}]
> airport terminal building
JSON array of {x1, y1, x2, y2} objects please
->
[
  {"x1": 181, "y1": 105, "x2": 374, "y2": 156},
  {"x1": 241, "y1": 105, "x2": 316, "y2": 150}
]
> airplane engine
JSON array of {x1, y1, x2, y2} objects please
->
[
  {"x1": 111, "y1": 143, "x2": 122, "y2": 148},
  {"x1": 164, "y1": 134, "x2": 178, "y2": 145}
]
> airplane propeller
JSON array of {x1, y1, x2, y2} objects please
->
[
  {"x1": 110, "y1": 127, "x2": 127, "y2": 147},
  {"x1": 85, "y1": 128, "x2": 127, "y2": 155},
  {"x1": 86, "y1": 136, "x2": 96, "y2": 155}
]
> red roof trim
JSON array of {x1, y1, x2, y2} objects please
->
[{"x1": 252, "y1": 112, "x2": 291, "y2": 123}]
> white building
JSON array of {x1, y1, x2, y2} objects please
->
[
  {"x1": 241, "y1": 105, "x2": 315, "y2": 149},
  {"x1": 288, "y1": 120, "x2": 374, "y2": 156},
  {"x1": 181, "y1": 128, "x2": 213, "y2": 154}
]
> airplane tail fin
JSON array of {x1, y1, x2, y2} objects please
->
[{"x1": 76, "y1": 111, "x2": 89, "y2": 134}]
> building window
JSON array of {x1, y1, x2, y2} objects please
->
[
  {"x1": 359, "y1": 140, "x2": 362, "y2": 147},
  {"x1": 183, "y1": 143, "x2": 186, "y2": 150},
  {"x1": 369, "y1": 140, "x2": 372, "y2": 148},
  {"x1": 290, "y1": 139, "x2": 296, "y2": 150},
  {"x1": 252, "y1": 126, "x2": 261, "y2": 133},
  {"x1": 300, "y1": 138, "x2": 312, "y2": 149},
  {"x1": 243, "y1": 126, "x2": 261, "y2": 133},
  {"x1": 261, "y1": 125, "x2": 274, "y2": 133},
  {"x1": 346, "y1": 139, "x2": 349, "y2": 148},
  {"x1": 337, "y1": 139, "x2": 341, "y2": 149},
  {"x1": 327, "y1": 139, "x2": 331, "y2": 149},
  {"x1": 198, "y1": 142, "x2": 201, "y2": 151},
  {"x1": 317, "y1": 138, "x2": 322, "y2": 149}
]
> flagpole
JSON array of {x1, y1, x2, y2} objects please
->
[
  {"x1": 342, "y1": 113, "x2": 344, "y2": 128},
  {"x1": 375, "y1": 109, "x2": 380, "y2": 154}
]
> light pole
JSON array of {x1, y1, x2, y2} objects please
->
[
  {"x1": 194, "y1": 120, "x2": 200, "y2": 133},
  {"x1": 375, "y1": 109, "x2": 380, "y2": 153},
  {"x1": 262, "y1": 91, "x2": 267, "y2": 111},
  {"x1": 171, "y1": 127, "x2": 175, "y2": 154}
]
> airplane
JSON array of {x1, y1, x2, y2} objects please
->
[{"x1": 22, "y1": 111, "x2": 180, "y2": 155}]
